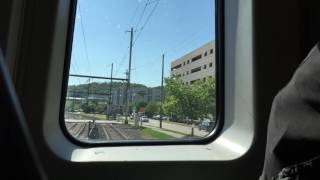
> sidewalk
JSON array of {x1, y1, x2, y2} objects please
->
[
  {"x1": 128, "y1": 121, "x2": 185, "y2": 138},
  {"x1": 142, "y1": 124, "x2": 185, "y2": 138}
]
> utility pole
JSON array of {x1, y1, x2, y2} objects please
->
[
  {"x1": 125, "y1": 27, "x2": 133, "y2": 125},
  {"x1": 87, "y1": 78, "x2": 91, "y2": 106},
  {"x1": 160, "y1": 54, "x2": 164, "y2": 128},
  {"x1": 108, "y1": 63, "x2": 113, "y2": 119}
]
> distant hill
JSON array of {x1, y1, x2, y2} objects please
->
[{"x1": 67, "y1": 82, "x2": 147, "y2": 98}]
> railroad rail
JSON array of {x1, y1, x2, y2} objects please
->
[{"x1": 102, "y1": 124, "x2": 128, "y2": 140}]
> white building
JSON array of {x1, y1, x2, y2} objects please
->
[{"x1": 171, "y1": 41, "x2": 215, "y2": 84}]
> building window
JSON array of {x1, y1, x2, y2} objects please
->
[
  {"x1": 210, "y1": 49, "x2": 214, "y2": 54},
  {"x1": 209, "y1": 62, "x2": 213, "y2": 67},
  {"x1": 187, "y1": 71, "x2": 189, "y2": 75},
  {"x1": 204, "y1": 65, "x2": 207, "y2": 69},
  {"x1": 191, "y1": 66, "x2": 201, "y2": 73},
  {"x1": 187, "y1": 60, "x2": 190, "y2": 64},
  {"x1": 183, "y1": 62, "x2": 185, "y2": 66},
  {"x1": 204, "y1": 51, "x2": 207, "y2": 56},
  {"x1": 171, "y1": 64, "x2": 182, "y2": 71},
  {"x1": 191, "y1": 54, "x2": 202, "y2": 62}
]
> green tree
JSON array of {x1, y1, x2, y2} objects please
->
[
  {"x1": 199, "y1": 77, "x2": 216, "y2": 118},
  {"x1": 81, "y1": 101, "x2": 98, "y2": 113},
  {"x1": 163, "y1": 76, "x2": 216, "y2": 122},
  {"x1": 96, "y1": 103, "x2": 107, "y2": 114},
  {"x1": 134, "y1": 101, "x2": 148, "y2": 112},
  {"x1": 145, "y1": 102, "x2": 160, "y2": 117},
  {"x1": 163, "y1": 96, "x2": 181, "y2": 119},
  {"x1": 65, "y1": 100, "x2": 73, "y2": 112}
]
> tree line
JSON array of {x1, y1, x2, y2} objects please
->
[{"x1": 65, "y1": 76, "x2": 216, "y2": 123}]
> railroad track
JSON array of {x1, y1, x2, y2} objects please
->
[
  {"x1": 66, "y1": 123, "x2": 78, "y2": 132},
  {"x1": 74, "y1": 123, "x2": 87, "y2": 138},
  {"x1": 102, "y1": 124, "x2": 128, "y2": 140}
]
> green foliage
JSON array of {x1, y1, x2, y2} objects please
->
[
  {"x1": 163, "y1": 76, "x2": 216, "y2": 121},
  {"x1": 68, "y1": 82, "x2": 147, "y2": 98},
  {"x1": 65, "y1": 100, "x2": 81, "y2": 112},
  {"x1": 65, "y1": 101, "x2": 73, "y2": 112},
  {"x1": 145, "y1": 102, "x2": 160, "y2": 117},
  {"x1": 81, "y1": 101, "x2": 98, "y2": 113},
  {"x1": 96, "y1": 103, "x2": 107, "y2": 114},
  {"x1": 134, "y1": 101, "x2": 148, "y2": 112},
  {"x1": 142, "y1": 127, "x2": 174, "y2": 139}
]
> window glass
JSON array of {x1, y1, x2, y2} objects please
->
[{"x1": 64, "y1": 0, "x2": 216, "y2": 142}]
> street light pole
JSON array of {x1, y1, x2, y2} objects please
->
[{"x1": 160, "y1": 54, "x2": 164, "y2": 128}]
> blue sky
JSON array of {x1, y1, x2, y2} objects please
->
[{"x1": 70, "y1": 0, "x2": 215, "y2": 87}]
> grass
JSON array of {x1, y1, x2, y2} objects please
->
[
  {"x1": 141, "y1": 127, "x2": 175, "y2": 140},
  {"x1": 159, "y1": 128, "x2": 189, "y2": 136}
]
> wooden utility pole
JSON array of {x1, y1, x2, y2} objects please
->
[
  {"x1": 108, "y1": 63, "x2": 113, "y2": 119},
  {"x1": 125, "y1": 27, "x2": 133, "y2": 125}
]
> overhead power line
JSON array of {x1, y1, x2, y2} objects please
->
[
  {"x1": 115, "y1": 0, "x2": 150, "y2": 77},
  {"x1": 134, "y1": 0, "x2": 150, "y2": 31},
  {"x1": 133, "y1": 0, "x2": 160, "y2": 46},
  {"x1": 78, "y1": 1, "x2": 92, "y2": 76},
  {"x1": 115, "y1": 0, "x2": 160, "y2": 78},
  {"x1": 129, "y1": 3, "x2": 141, "y2": 25},
  {"x1": 147, "y1": 0, "x2": 159, "y2": 5},
  {"x1": 114, "y1": 46, "x2": 129, "y2": 77}
]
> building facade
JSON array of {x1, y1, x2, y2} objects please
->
[
  {"x1": 171, "y1": 41, "x2": 215, "y2": 84},
  {"x1": 111, "y1": 86, "x2": 163, "y2": 106}
]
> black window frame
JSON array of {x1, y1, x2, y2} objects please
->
[
  {"x1": 59, "y1": 0, "x2": 225, "y2": 147},
  {"x1": 171, "y1": 64, "x2": 182, "y2": 71},
  {"x1": 191, "y1": 66, "x2": 202, "y2": 73},
  {"x1": 191, "y1": 54, "x2": 202, "y2": 62}
]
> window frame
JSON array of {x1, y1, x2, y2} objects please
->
[{"x1": 59, "y1": 0, "x2": 225, "y2": 147}]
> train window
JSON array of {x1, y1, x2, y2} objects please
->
[{"x1": 63, "y1": 0, "x2": 219, "y2": 144}]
